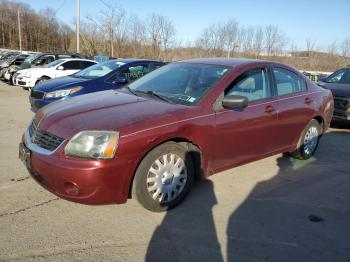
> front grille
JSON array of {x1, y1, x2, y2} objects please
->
[
  {"x1": 31, "y1": 90, "x2": 45, "y2": 99},
  {"x1": 334, "y1": 97, "x2": 349, "y2": 110},
  {"x1": 28, "y1": 120, "x2": 64, "y2": 151}
]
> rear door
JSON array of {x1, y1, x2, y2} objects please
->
[
  {"x1": 212, "y1": 67, "x2": 280, "y2": 171},
  {"x1": 271, "y1": 67, "x2": 315, "y2": 149}
]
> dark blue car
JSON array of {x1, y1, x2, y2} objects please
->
[{"x1": 29, "y1": 59, "x2": 165, "y2": 112}]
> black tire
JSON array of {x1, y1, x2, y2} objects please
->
[
  {"x1": 132, "y1": 142, "x2": 194, "y2": 212},
  {"x1": 36, "y1": 76, "x2": 50, "y2": 85},
  {"x1": 289, "y1": 119, "x2": 322, "y2": 160}
]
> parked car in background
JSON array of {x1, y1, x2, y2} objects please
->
[
  {"x1": 15, "y1": 58, "x2": 97, "y2": 90},
  {"x1": 11, "y1": 52, "x2": 85, "y2": 86},
  {"x1": 318, "y1": 66, "x2": 350, "y2": 124},
  {"x1": 20, "y1": 58, "x2": 333, "y2": 211},
  {"x1": 29, "y1": 59, "x2": 165, "y2": 112},
  {"x1": 19, "y1": 52, "x2": 85, "y2": 70},
  {"x1": 0, "y1": 53, "x2": 21, "y2": 74},
  {"x1": 0, "y1": 51, "x2": 20, "y2": 62},
  {"x1": 1, "y1": 54, "x2": 30, "y2": 82}
]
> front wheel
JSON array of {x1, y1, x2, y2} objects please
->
[
  {"x1": 36, "y1": 76, "x2": 50, "y2": 85},
  {"x1": 289, "y1": 119, "x2": 322, "y2": 160},
  {"x1": 132, "y1": 142, "x2": 194, "y2": 212}
]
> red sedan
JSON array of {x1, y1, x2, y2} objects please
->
[{"x1": 19, "y1": 58, "x2": 334, "y2": 211}]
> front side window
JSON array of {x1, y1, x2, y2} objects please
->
[
  {"x1": 273, "y1": 68, "x2": 306, "y2": 96},
  {"x1": 225, "y1": 68, "x2": 270, "y2": 102},
  {"x1": 32, "y1": 55, "x2": 55, "y2": 67},
  {"x1": 128, "y1": 63, "x2": 230, "y2": 105}
]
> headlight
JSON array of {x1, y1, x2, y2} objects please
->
[
  {"x1": 65, "y1": 131, "x2": 119, "y2": 159},
  {"x1": 44, "y1": 87, "x2": 82, "y2": 99}
]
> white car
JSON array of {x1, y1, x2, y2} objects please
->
[{"x1": 14, "y1": 58, "x2": 97, "y2": 90}]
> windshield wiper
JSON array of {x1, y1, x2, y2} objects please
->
[
  {"x1": 125, "y1": 86, "x2": 138, "y2": 96},
  {"x1": 135, "y1": 90, "x2": 174, "y2": 104}
]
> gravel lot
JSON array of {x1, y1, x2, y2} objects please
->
[{"x1": 0, "y1": 81, "x2": 349, "y2": 262}]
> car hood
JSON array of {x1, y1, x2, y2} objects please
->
[
  {"x1": 36, "y1": 90, "x2": 189, "y2": 139},
  {"x1": 319, "y1": 82, "x2": 350, "y2": 97},
  {"x1": 34, "y1": 76, "x2": 89, "y2": 91}
]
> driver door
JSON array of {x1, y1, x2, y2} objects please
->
[{"x1": 212, "y1": 67, "x2": 280, "y2": 172}]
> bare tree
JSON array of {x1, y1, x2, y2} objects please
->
[
  {"x1": 305, "y1": 38, "x2": 317, "y2": 56},
  {"x1": 128, "y1": 14, "x2": 146, "y2": 57},
  {"x1": 264, "y1": 25, "x2": 286, "y2": 56},
  {"x1": 222, "y1": 19, "x2": 239, "y2": 57},
  {"x1": 340, "y1": 38, "x2": 350, "y2": 57},
  {"x1": 147, "y1": 14, "x2": 176, "y2": 59},
  {"x1": 252, "y1": 26, "x2": 264, "y2": 57}
]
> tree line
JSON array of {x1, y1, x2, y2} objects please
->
[{"x1": 0, "y1": 0, "x2": 349, "y2": 71}]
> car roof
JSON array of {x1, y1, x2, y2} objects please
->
[
  {"x1": 57, "y1": 58, "x2": 96, "y2": 62},
  {"x1": 109, "y1": 58, "x2": 163, "y2": 63},
  {"x1": 180, "y1": 58, "x2": 269, "y2": 67}
]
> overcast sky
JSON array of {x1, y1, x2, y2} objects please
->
[{"x1": 21, "y1": 0, "x2": 350, "y2": 50}]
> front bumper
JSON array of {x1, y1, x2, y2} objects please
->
[
  {"x1": 4, "y1": 71, "x2": 11, "y2": 80},
  {"x1": 332, "y1": 109, "x2": 350, "y2": 122},
  {"x1": 16, "y1": 76, "x2": 37, "y2": 89},
  {"x1": 332, "y1": 97, "x2": 350, "y2": 122},
  {"x1": 20, "y1": 128, "x2": 135, "y2": 205}
]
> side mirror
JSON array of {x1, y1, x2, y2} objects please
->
[
  {"x1": 114, "y1": 75, "x2": 128, "y2": 84},
  {"x1": 57, "y1": 65, "x2": 64, "y2": 70},
  {"x1": 222, "y1": 95, "x2": 248, "y2": 110}
]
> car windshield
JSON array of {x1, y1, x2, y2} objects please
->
[
  {"x1": 74, "y1": 60, "x2": 126, "y2": 79},
  {"x1": 325, "y1": 69, "x2": 350, "y2": 84},
  {"x1": 128, "y1": 63, "x2": 230, "y2": 105},
  {"x1": 23, "y1": 54, "x2": 41, "y2": 63},
  {"x1": 45, "y1": 59, "x2": 64, "y2": 68}
]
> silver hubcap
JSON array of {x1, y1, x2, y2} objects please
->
[
  {"x1": 303, "y1": 126, "x2": 319, "y2": 155},
  {"x1": 146, "y1": 153, "x2": 187, "y2": 203}
]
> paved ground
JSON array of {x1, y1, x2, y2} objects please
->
[{"x1": 0, "y1": 82, "x2": 349, "y2": 262}]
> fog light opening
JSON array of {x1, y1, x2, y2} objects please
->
[{"x1": 64, "y1": 182, "x2": 80, "y2": 196}]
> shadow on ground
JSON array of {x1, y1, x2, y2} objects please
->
[{"x1": 146, "y1": 130, "x2": 350, "y2": 262}]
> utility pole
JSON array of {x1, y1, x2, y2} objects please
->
[
  {"x1": 17, "y1": 9, "x2": 22, "y2": 51},
  {"x1": 76, "y1": 0, "x2": 80, "y2": 53}
]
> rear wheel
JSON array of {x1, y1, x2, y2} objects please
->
[
  {"x1": 289, "y1": 119, "x2": 322, "y2": 160},
  {"x1": 132, "y1": 142, "x2": 194, "y2": 212}
]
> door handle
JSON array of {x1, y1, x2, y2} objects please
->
[
  {"x1": 265, "y1": 105, "x2": 275, "y2": 114},
  {"x1": 304, "y1": 97, "x2": 313, "y2": 104}
]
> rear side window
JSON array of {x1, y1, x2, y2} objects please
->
[
  {"x1": 80, "y1": 61, "x2": 96, "y2": 69},
  {"x1": 225, "y1": 68, "x2": 271, "y2": 102},
  {"x1": 62, "y1": 61, "x2": 81, "y2": 70},
  {"x1": 119, "y1": 64, "x2": 150, "y2": 82},
  {"x1": 273, "y1": 68, "x2": 306, "y2": 96}
]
